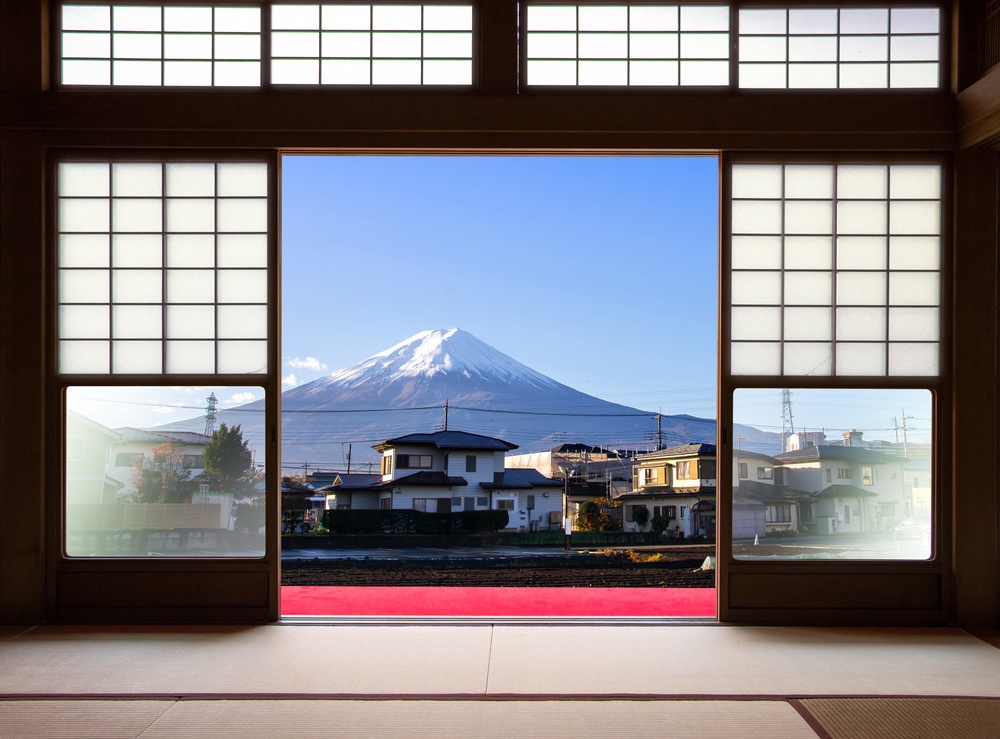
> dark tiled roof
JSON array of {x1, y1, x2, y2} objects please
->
[
  {"x1": 333, "y1": 473, "x2": 382, "y2": 490},
  {"x1": 373, "y1": 430, "x2": 517, "y2": 452},
  {"x1": 116, "y1": 427, "x2": 211, "y2": 445},
  {"x1": 814, "y1": 484, "x2": 878, "y2": 499},
  {"x1": 635, "y1": 443, "x2": 716, "y2": 461},
  {"x1": 734, "y1": 479, "x2": 810, "y2": 501},
  {"x1": 776, "y1": 446, "x2": 901, "y2": 464},
  {"x1": 481, "y1": 469, "x2": 563, "y2": 490},
  {"x1": 617, "y1": 486, "x2": 717, "y2": 500},
  {"x1": 371, "y1": 471, "x2": 468, "y2": 489}
]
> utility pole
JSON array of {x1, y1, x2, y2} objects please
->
[
  {"x1": 899, "y1": 410, "x2": 912, "y2": 459},
  {"x1": 444, "y1": 400, "x2": 449, "y2": 431},
  {"x1": 656, "y1": 413, "x2": 662, "y2": 450},
  {"x1": 345, "y1": 443, "x2": 352, "y2": 474}
]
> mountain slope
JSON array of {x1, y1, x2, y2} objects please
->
[{"x1": 174, "y1": 328, "x2": 779, "y2": 469}]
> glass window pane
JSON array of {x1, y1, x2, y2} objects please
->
[
  {"x1": 732, "y1": 388, "x2": 933, "y2": 560},
  {"x1": 66, "y1": 385, "x2": 267, "y2": 557}
]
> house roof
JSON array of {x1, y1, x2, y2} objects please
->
[
  {"x1": 734, "y1": 479, "x2": 810, "y2": 501},
  {"x1": 814, "y1": 484, "x2": 878, "y2": 499},
  {"x1": 116, "y1": 427, "x2": 211, "y2": 445},
  {"x1": 481, "y1": 469, "x2": 564, "y2": 490},
  {"x1": 776, "y1": 446, "x2": 901, "y2": 465},
  {"x1": 617, "y1": 486, "x2": 717, "y2": 501},
  {"x1": 371, "y1": 470, "x2": 468, "y2": 489},
  {"x1": 314, "y1": 473, "x2": 383, "y2": 492},
  {"x1": 733, "y1": 450, "x2": 781, "y2": 465},
  {"x1": 372, "y1": 430, "x2": 517, "y2": 452},
  {"x1": 635, "y1": 443, "x2": 716, "y2": 462}
]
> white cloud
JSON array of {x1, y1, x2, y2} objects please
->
[
  {"x1": 287, "y1": 356, "x2": 328, "y2": 372},
  {"x1": 152, "y1": 403, "x2": 185, "y2": 414},
  {"x1": 227, "y1": 392, "x2": 256, "y2": 405},
  {"x1": 283, "y1": 373, "x2": 298, "y2": 388}
]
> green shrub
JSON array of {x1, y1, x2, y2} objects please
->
[{"x1": 322, "y1": 508, "x2": 509, "y2": 535}]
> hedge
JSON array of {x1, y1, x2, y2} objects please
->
[{"x1": 323, "y1": 508, "x2": 509, "y2": 535}]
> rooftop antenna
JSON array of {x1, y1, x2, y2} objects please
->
[{"x1": 204, "y1": 392, "x2": 218, "y2": 436}]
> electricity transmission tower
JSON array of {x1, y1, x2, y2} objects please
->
[{"x1": 781, "y1": 389, "x2": 795, "y2": 453}]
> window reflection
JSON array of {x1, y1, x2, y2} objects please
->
[{"x1": 731, "y1": 388, "x2": 932, "y2": 560}]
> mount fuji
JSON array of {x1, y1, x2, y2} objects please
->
[{"x1": 192, "y1": 328, "x2": 778, "y2": 470}]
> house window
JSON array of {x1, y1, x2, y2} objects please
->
[
  {"x1": 114, "y1": 452, "x2": 144, "y2": 467},
  {"x1": 199, "y1": 483, "x2": 209, "y2": 494},
  {"x1": 862, "y1": 466, "x2": 874, "y2": 485},
  {"x1": 413, "y1": 498, "x2": 429, "y2": 512},
  {"x1": 525, "y1": 4, "x2": 730, "y2": 87},
  {"x1": 738, "y1": 7, "x2": 941, "y2": 91},
  {"x1": 396, "y1": 454, "x2": 432, "y2": 469},
  {"x1": 765, "y1": 504, "x2": 792, "y2": 523},
  {"x1": 465, "y1": 455, "x2": 476, "y2": 473},
  {"x1": 184, "y1": 454, "x2": 203, "y2": 467},
  {"x1": 381, "y1": 456, "x2": 392, "y2": 475},
  {"x1": 380, "y1": 497, "x2": 391, "y2": 510},
  {"x1": 641, "y1": 467, "x2": 657, "y2": 485},
  {"x1": 738, "y1": 462, "x2": 748, "y2": 478},
  {"x1": 826, "y1": 468, "x2": 833, "y2": 483},
  {"x1": 837, "y1": 468, "x2": 851, "y2": 480},
  {"x1": 676, "y1": 461, "x2": 692, "y2": 479},
  {"x1": 879, "y1": 502, "x2": 897, "y2": 517},
  {"x1": 757, "y1": 466, "x2": 773, "y2": 480},
  {"x1": 679, "y1": 505, "x2": 687, "y2": 519},
  {"x1": 60, "y1": 4, "x2": 263, "y2": 87},
  {"x1": 497, "y1": 499, "x2": 514, "y2": 511},
  {"x1": 700, "y1": 460, "x2": 717, "y2": 479},
  {"x1": 271, "y1": 3, "x2": 474, "y2": 86},
  {"x1": 625, "y1": 504, "x2": 648, "y2": 522}
]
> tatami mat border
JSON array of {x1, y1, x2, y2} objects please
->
[{"x1": 4, "y1": 693, "x2": 1000, "y2": 702}]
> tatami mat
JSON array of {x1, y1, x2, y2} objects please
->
[
  {"x1": 485, "y1": 626, "x2": 1000, "y2": 697},
  {"x1": 799, "y1": 697, "x2": 1000, "y2": 739},
  {"x1": 0, "y1": 699, "x2": 820, "y2": 739},
  {"x1": 0, "y1": 625, "x2": 494, "y2": 695},
  {"x1": 2, "y1": 625, "x2": 999, "y2": 700},
  {"x1": 0, "y1": 700, "x2": 172, "y2": 739}
]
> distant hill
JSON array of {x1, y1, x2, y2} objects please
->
[{"x1": 165, "y1": 328, "x2": 780, "y2": 469}]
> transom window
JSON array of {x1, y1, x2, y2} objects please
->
[
  {"x1": 730, "y1": 162, "x2": 942, "y2": 377},
  {"x1": 396, "y1": 453, "x2": 432, "y2": 469},
  {"x1": 739, "y1": 6, "x2": 941, "y2": 90},
  {"x1": 60, "y1": 4, "x2": 263, "y2": 87},
  {"x1": 271, "y1": 3, "x2": 473, "y2": 86},
  {"x1": 525, "y1": 4, "x2": 730, "y2": 86},
  {"x1": 57, "y1": 161, "x2": 269, "y2": 375}
]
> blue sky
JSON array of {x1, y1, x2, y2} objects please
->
[
  {"x1": 68, "y1": 155, "x2": 932, "y2": 446},
  {"x1": 280, "y1": 154, "x2": 720, "y2": 415}
]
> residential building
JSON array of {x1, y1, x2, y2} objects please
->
[
  {"x1": 505, "y1": 443, "x2": 634, "y2": 498},
  {"x1": 733, "y1": 450, "x2": 804, "y2": 536},
  {"x1": 623, "y1": 444, "x2": 720, "y2": 537},
  {"x1": 109, "y1": 428, "x2": 212, "y2": 502},
  {"x1": 371, "y1": 430, "x2": 563, "y2": 532},
  {"x1": 65, "y1": 410, "x2": 123, "y2": 506},
  {"x1": 776, "y1": 447, "x2": 907, "y2": 535}
]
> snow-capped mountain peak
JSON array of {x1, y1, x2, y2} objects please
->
[{"x1": 323, "y1": 328, "x2": 561, "y2": 391}]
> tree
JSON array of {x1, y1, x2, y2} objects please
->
[
  {"x1": 132, "y1": 443, "x2": 193, "y2": 504},
  {"x1": 202, "y1": 423, "x2": 255, "y2": 495},
  {"x1": 632, "y1": 504, "x2": 650, "y2": 531},
  {"x1": 650, "y1": 514, "x2": 670, "y2": 538}
]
